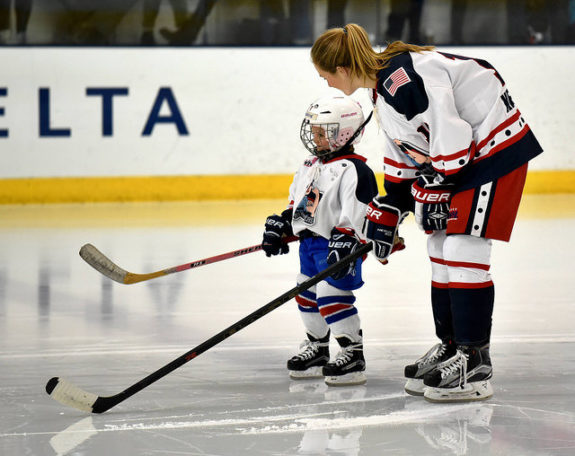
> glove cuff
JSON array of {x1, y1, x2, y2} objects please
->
[
  {"x1": 366, "y1": 201, "x2": 400, "y2": 225},
  {"x1": 411, "y1": 181, "x2": 451, "y2": 204}
]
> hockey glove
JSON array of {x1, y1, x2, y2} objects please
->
[
  {"x1": 326, "y1": 227, "x2": 359, "y2": 280},
  {"x1": 262, "y1": 208, "x2": 294, "y2": 257},
  {"x1": 363, "y1": 196, "x2": 402, "y2": 263},
  {"x1": 411, "y1": 176, "x2": 453, "y2": 232}
]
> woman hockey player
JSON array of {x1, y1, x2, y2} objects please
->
[
  {"x1": 310, "y1": 24, "x2": 543, "y2": 401},
  {"x1": 261, "y1": 94, "x2": 379, "y2": 386}
]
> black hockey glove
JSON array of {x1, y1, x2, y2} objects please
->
[
  {"x1": 411, "y1": 176, "x2": 453, "y2": 232},
  {"x1": 326, "y1": 227, "x2": 359, "y2": 280},
  {"x1": 362, "y1": 195, "x2": 402, "y2": 263},
  {"x1": 262, "y1": 208, "x2": 294, "y2": 257}
]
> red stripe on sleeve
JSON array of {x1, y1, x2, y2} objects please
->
[{"x1": 476, "y1": 111, "x2": 522, "y2": 151}]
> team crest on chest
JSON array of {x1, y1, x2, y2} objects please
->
[{"x1": 294, "y1": 184, "x2": 323, "y2": 225}]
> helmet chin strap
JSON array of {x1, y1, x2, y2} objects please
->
[
  {"x1": 320, "y1": 145, "x2": 354, "y2": 162},
  {"x1": 341, "y1": 109, "x2": 374, "y2": 149}
]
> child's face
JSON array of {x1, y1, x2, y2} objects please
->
[{"x1": 311, "y1": 125, "x2": 331, "y2": 151}]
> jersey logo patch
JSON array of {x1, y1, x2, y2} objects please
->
[
  {"x1": 294, "y1": 184, "x2": 322, "y2": 225},
  {"x1": 383, "y1": 67, "x2": 411, "y2": 96}
]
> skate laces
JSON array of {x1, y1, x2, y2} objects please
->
[
  {"x1": 333, "y1": 344, "x2": 360, "y2": 366},
  {"x1": 439, "y1": 350, "x2": 468, "y2": 387},
  {"x1": 418, "y1": 343, "x2": 447, "y2": 366},
  {"x1": 294, "y1": 339, "x2": 321, "y2": 361}
]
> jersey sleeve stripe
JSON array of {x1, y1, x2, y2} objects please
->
[
  {"x1": 384, "y1": 157, "x2": 418, "y2": 169},
  {"x1": 430, "y1": 146, "x2": 471, "y2": 163},
  {"x1": 476, "y1": 110, "x2": 522, "y2": 151},
  {"x1": 475, "y1": 124, "x2": 530, "y2": 164},
  {"x1": 384, "y1": 172, "x2": 418, "y2": 183}
]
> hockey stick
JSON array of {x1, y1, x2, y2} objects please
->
[
  {"x1": 45, "y1": 242, "x2": 372, "y2": 414},
  {"x1": 79, "y1": 236, "x2": 299, "y2": 284}
]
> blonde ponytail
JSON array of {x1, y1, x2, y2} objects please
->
[{"x1": 311, "y1": 23, "x2": 435, "y2": 79}]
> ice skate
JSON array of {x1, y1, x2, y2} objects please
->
[
  {"x1": 323, "y1": 334, "x2": 366, "y2": 386},
  {"x1": 287, "y1": 332, "x2": 330, "y2": 379},
  {"x1": 404, "y1": 341, "x2": 456, "y2": 396},
  {"x1": 423, "y1": 345, "x2": 493, "y2": 403}
]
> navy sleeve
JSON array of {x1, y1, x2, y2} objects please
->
[
  {"x1": 348, "y1": 158, "x2": 379, "y2": 204},
  {"x1": 382, "y1": 178, "x2": 415, "y2": 214},
  {"x1": 376, "y1": 53, "x2": 429, "y2": 121}
]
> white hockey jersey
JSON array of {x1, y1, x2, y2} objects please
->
[
  {"x1": 287, "y1": 154, "x2": 378, "y2": 240},
  {"x1": 371, "y1": 50, "x2": 543, "y2": 195}
]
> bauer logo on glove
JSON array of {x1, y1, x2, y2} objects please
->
[
  {"x1": 411, "y1": 187, "x2": 451, "y2": 203},
  {"x1": 326, "y1": 227, "x2": 359, "y2": 280},
  {"x1": 411, "y1": 177, "x2": 453, "y2": 232},
  {"x1": 362, "y1": 196, "x2": 402, "y2": 262},
  {"x1": 262, "y1": 208, "x2": 294, "y2": 257},
  {"x1": 365, "y1": 205, "x2": 382, "y2": 220}
]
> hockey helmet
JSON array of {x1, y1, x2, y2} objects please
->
[{"x1": 300, "y1": 95, "x2": 365, "y2": 158}]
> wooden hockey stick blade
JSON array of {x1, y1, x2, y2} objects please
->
[
  {"x1": 79, "y1": 236, "x2": 299, "y2": 285},
  {"x1": 46, "y1": 242, "x2": 372, "y2": 414}
]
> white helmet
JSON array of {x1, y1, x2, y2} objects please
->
[{"x1": 300, "y1": 95, "x2": 366, "y2": 158}]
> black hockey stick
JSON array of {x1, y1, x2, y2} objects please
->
[{"x1": 45, "y1": 242, "x2": 373, "y2": 414}]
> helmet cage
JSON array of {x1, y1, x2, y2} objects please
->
[
  {"x1": 300, "y1": 120, "x2": 342, "y2": 158},
  {"x1": 299, "y1": 95, "x2": 365, "y2": 159}
]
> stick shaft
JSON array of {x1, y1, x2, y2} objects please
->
[
  {"x1": 49, "y1": 242, "x2": 372, "y2": 413},
  {"x1": 152, "y1": 235, "x2": 299, "y2": 276},
  {"x1": 80, "y1": 236, "x2": 299, "y2": 284}
]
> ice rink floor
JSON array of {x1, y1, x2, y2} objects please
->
[{"x1": 1, "y1": 194, "x2": 574, "y2": 456}]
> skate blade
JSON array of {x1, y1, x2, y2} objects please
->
[
  {"x1": 404, "y1": 378, "x2": 426, "y2": 396},
  {"x1": 324, "y1": 371, "x2": 367, "y2": 386},
  {"x1": 424, "y1": 380, "x2": 494, "y2": 403},
  {"x1": 289, "y1": 366, "x2": 324, "y2": 380}
]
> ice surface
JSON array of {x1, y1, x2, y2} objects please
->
[{"x1": 0, "y1": 196, "x2": 574, "y2": 456}]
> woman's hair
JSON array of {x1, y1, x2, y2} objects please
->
[{"x1": 311, "y1": 23, "x2": 435, "y2": 80}]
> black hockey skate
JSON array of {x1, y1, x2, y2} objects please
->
[
  {"x1": 423, "y1": 345, "x2": 494, "y2": 403},
  {"x1": 287, "y1": 332, "x2": 330, "y2": 379},
  {"x1": 404, "y1": 340, "x2": 456, "y2": 396},
  {"x1": 323, "y1": 334, "x2": 366, "y2": 386}
]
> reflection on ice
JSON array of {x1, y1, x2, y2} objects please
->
[
  {"x1": 299, "y1": 429, "x2": 363, "y2": 456},
  {"x1": 50, "y1": 417, "x2": 97, "y2": 456},
  {"x1": 0, "y1": 197, "x2": 574, "y2": 456},
  {"x1": 413, "y1": 405, "x2": 493, "y2": 456}
]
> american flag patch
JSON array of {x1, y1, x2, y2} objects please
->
[{"x1": 383, "y1": 67, "x2": 411, "y2": 96}]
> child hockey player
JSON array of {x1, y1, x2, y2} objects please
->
[{"x1": 262, "y1": 94, "x2": 378, "y2": 386}]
